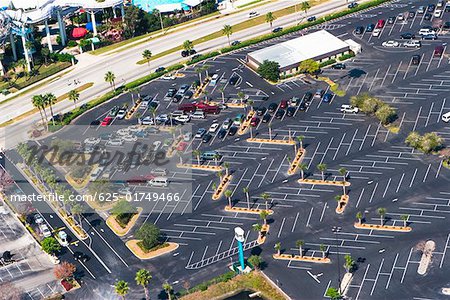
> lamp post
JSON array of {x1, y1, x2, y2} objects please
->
[
  {"x1": 234, "y1": 227, "x2": 246, "y2": 272},
  {"x1": 332, "y1": 226, "x2": 342, "y2": 293}
]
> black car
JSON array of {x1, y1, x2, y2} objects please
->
[
  {"x1": 424, "y1": 13, "x2": 432, "y2": 20},
  {"x1": 408, "y1": 11, "x2": 415, "y2": 18},
  {"x1": 348, "y1": 2, "x2": 358, "y2": 8},
  {"x1": 202, "y1": 133, "x2": 212, "y2": 143},
  {"x1": 181, "y1": 50, "x2": 189, "y2": 57},
  {"x1": 90, "y1": 120, "x2": 101, "y2": 126},
  {"x1": 229, "y1": 75, "x2": 239, "y2": 85},
  {"x1": 275, "y1": 109, "x2": 285, "y2": 119},
  {"x1": 228, "y1": 126, "x2": 238, "y2": 136},
  {"x1": 231, "y1": 40, "x2": 241, "y2": 46},
  {"x1": 218, "y1": 129, "x2": 227, "y2": 139},
  {"x1": 167, "y1": 88, "x2": 177, "y2": 97},
  {"x1": 331, "y1": 63, "x2": 346, "y2": 69},
  {"x1": 256, "y1": 106, "x2": 267, "y2": 116},
  {"x1": 272, "y1": 27, "x2": 283, "y2": 33},
  {"x1": 287, "y1": 107, "x2": 296, "y2": 117},
  {"x1": 299, "y1": 101, "x2": 307, "y2": 111},
  {"x1": 444, "y1": 21, "x2": 450, "y2": 29},
  {"x1": 155, "y1": 67, "x2": 165, "y2": 73},
  {"x1": 422, "y1": 34, "x2": 437, "y2": 40},
  {"x1": 268, "y1": 103, "x2": 278, "y2": 113},
  {"x1": 427, "y1": 4, "x2": 435, "y2": 12},
  {"x1": 73, "y1": 252, "x2": 89, "y2": 262},
  {"x1": 366, "y1": 23, "x2": 375, "y2": 32},
  {"x1": 412, "y1": 55, "x2": 421, "y2": 65},
  {"x1": 184, "y1": 90, "x2": 193, "y2": 99},
  {"x1": 262, "y1": 114, "x2": 271, "y2": 123},
  {"x1": 189, "y1": 49, "x2": 197, "y2": 55},
  {"x1": 400, "y1": 32, "x2": 415, "y2": 39},
  {"x1": 307, "y1": 16, "x2": 316, "y2": 22},
  {"x1": 303, "y1": 92, "x2": 313, "y2": 103},
  {"x1": 173, "y1": 94, "x2": 182, "y2": 103},
  {"x1": 355, "y1": 26, "x2": 364, "y2": 34},
  {"x1": 387, "y1": 16, "x2": 396, "y2": 24}
]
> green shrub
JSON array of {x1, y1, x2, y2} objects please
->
[
  {"x1": 187, "y1": 51, "x2": 220, "y2": 65},
  {"x1": 338, "y1": 52, "x2": 355, "y2": 61},
  {"x1": 319, "y1": 59, "x2": 336, "y2": 68},
  {"x1": 67, "y1": 40, "x2": 78, "y2": 48}
]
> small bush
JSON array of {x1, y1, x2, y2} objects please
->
[
  {"x1": 338, "y1": 52, "x2": 355, "y2": 61},
  {"x1": 319, "y1": 59, "x2": 336, "y2": 68},
  {"x1": 67, "y1": 40, "x2": 78, "y2": 48},
  {"x1": 187, "y1": 51, "x2": 220, "y2": 65}
]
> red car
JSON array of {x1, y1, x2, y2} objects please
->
[
  {"x1": 177, "y1": 141, "x2": 188, "y2": 151},
  {"x1": 250, "y1": 117, "x2": 260, "y2": 127},
  {"x1": 376, "y1": 19, "x2": 385, "y2": 28},
  {"x1": 280, "y1": 100, "x2": 288, "y2": 109},
  {"x1": 195, "y1": 102, "x2": 211, "y2": 109},
  {"x1": 100, "y1": 116, "x2": 113, "y2": 126}
]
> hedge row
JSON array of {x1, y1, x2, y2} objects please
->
[
  {"x1": 319, "y1": 59, "x2": 337, "y2": 68},
  {"x1": 338, "y1": 52, "x2": 356, "y2": 61},
  {"x1": 187, "y1": 51, "x2": 221, "y2": 65}
]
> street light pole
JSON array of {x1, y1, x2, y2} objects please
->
[{"x1": 332, "y1": 226, "x2": 342, "y2": 293}]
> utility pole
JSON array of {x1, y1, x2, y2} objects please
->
[{"x1": 332, "y1": 226, "x2": 342, "y2": 293}]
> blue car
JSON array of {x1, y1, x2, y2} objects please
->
[
  {"x1": 322, "y1": 93, "x2": 333, "y2": 103},
  {"x1": 366, "y1": 23, "x2": 375, "y2": 32}
]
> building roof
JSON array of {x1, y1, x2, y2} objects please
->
[
  {"x1": 155, "y1": 3, "x2": 183, "y2": 13},
  {"x1": 183, "y1": 0, "x2": 202, "y2": 7},
  {"x1": 248, "y1": 30, "x2": 350, "y2": 69}
]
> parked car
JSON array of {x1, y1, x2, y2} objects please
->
[
  {"x1": 229, "y1": 75, "x2": 239, "y2": 85},
  {"x1": 441, "y1": 111, "x2": 450, "y2": 122},
  {"x1": 408, "y1": 11, "x2": 415, "y2": 19},
  {"x1": 417, "y1": 6, "x2": 425, "y2": 14},
  {"x1": 34, "y1": 214, "x2": 44, "y2": 225},
  {"x1": 101, "y1": 116, "x2": 113, "y2": 126},
  {"x1": 314, "y1": 89, "x2": 324, "y2": 99},
  {"x1": 403, "y1": 40, "x2": 421, "y2": 48},
  {"x1": 117, "y1": 108, "x2": 127, "y2": 119},
  {"x1": 382, "y1": 40, "x2": 399, "y2": 47},
  {"x1": 202, "y1": 133, "x2": 213, "y2": 143},
  {"x1": 427, "y1": 4, "x2": 435, "y2": 12},
  {"x1": 262, "y1": 113, "x2": 271, "y2": 123},
  {"x1": 195, "y1": 128, "x2": 207, "y2": 138},
  {"x1": 400, "y1": 32, "x2": 415, "y2": 39},
  {"x1": 217, "y1": 129, "x2": 227, "y2": 139},
  {"x1": 228, "y1": 126, "x2": 238, "y2": 136},
  {"x1": 275, "y1": 109, "x2": 285, "y2": 119},
  {"x1": 434, "y1": 9, "x2": 443, "y2": 17},
  {"x1": 387, "y1": 16, "x2": 396, "y2": 24},
  {"x1": 411, "y1": 54, "x2": 421, "y2": 65},
  {"x1": 250, "y1": 117, "x2": 260, "y2": 127},
  {"x1": 40, "y1": 224, "x2": 51, "y2": 238},
  {"x1": 307, "y1": 16, "x2": 316, "y2": 22},
  {"x1": 424, "y1": 13, "x2": 432, "y2": 20},
  {"x1": 222, "y1": 118, "x2": 232, "y2": 130},
  {"x1": 175, "y1": 115, "x2": 191, "y2": 123},
  {"x1": 268, "y1": 103, "x2": 278, "y2": 113},
  {"x1": 434, "y1": 45, "x2": 445, "y2": 57},
  {"x1": 340, "y1": 104, "x2": 359, "y2": 113},
  {"x1": 355, "y1": 26, "x2": 364, "y2": 34},
  {"x1": 332, "y1": 63, "x2": 346, "y2": 69},
  {"x1": 422, "y1": 34, "x2": 437, "y2": 40},
  {"x1": 322, "y1": 93, "x2": 333, "y2": 103},
  {"x1": 372, "y1": 28, "x2": 381, "y2": 37},
  {"x1": 286, "y1": 107, "x2": 296, "y2": 117},
  {"x1": 209, "y1": 122, "x2": 220, "y2": 133},
  {"x1": 280, "y1": 100, "x2": 288, "y2": 109},
  {"x1": 397, "y1": 13, "x2": 405, "y2": 21},
  {"x1": 376, "y1": 19, "x2": 385, "y2": 28},
  {"x1": 256, "y1": 106, "x2": 267, "y2": 116},
  {"x1": 303, "y1": 92, "x2": 313, "y2": 103},
  {"x1": 57, "y1": 231, "x2": 69, "y2": 247},
  {"x1": 109, "y1": 106, "x2": 120, "y2": 117}
]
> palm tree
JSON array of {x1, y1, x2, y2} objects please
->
[
  {"x1": 32, "y1": 94, "x2": 47, "y2": 127},
  {"x1": 299, "y1": 163, "x2": 307, "y2": 180},
  {"x1": 142, "y1": 49, "x2": 152, "y2": 69},
  {"x1": 149, "y1": 106, "x2": 157, "y2": 122},
  {"x1": 265, "y1": 12, "x2": 276, "y2": 29},
  {"x1": 192, "y1": 149, "x2": 201, "y2": 165},
  {"x1": 301, "y1": 1, "x2": 310, "y2": 16},
  {"x1": 356, "y1": 211, "x2": 363, "y2": 225},
  {"x1": 182, "y1": 40, "x2": 194, "y2": 54},
  {"x1": 104, "y1": 71, "x2": 116, "y2": 90},
  {"x1": 222, "y1": 24, "x2": 233, "y2": 46},
  {"x1": 219, "y1": 86, "x2": 226, "y2": 104},
  {"x1": 378, "y1": 207, "x2": 386, "y2": 226},
  {"x1": 274, "y1": 242, "x2": 281, "y2": 256},
  {"x1": 217, "y1": 171, "x2": 223, "y2": 181},
  {"x1": 260, "y1": 193, "x2": 270, "y2": 211},
  {"x1": 224, "y1": 162, "x2": 230, "y2": 176},
  {"x1": 319, "y1": 244, "x2": 327, "y2": 258},
  {"x1": 162, "y1": 283, "x2": 173, "y2": 300},
  {"x1": 114, "y1": 280, "x2": 129, "y2": 300},
  {"x1": 135, "y1": 269, "x2": 152, "y2": 300},
  {"x1": 253, "y1": 223, "x2": 263, "y2": 240},
  {"x1": 237, "y1": 91, "x2": 246, "y2": 104},
  {"x1": 243, "y1": 187, "x2": 250, "y2": 209},
  {"x1": 344, "y1": 254, "x2": 354, "y2": 273},
  {"x1": 400, "y1": 214, "x2": 409, "y2": 227},
  {"x1": 224, "y1": 189, "x2": 233, "y2": 207},
  {"x1": 44, "y1": 93, "x2": 57, "y2": 126},
  {"x1": 70, "y1": 203, "x2": 84, "y2": 227},
  {"x1": 297, "y1": 135, "x2": 305, "y2": 150},
  {"x1": 260, "y1": 210, "x2": 269, "y2": 225},
  {"x1": 68, "y1": 89, "x2": 79, "y2": 108},
  {"x1": 317, "y1": 163, "x2": 327, "y2": 181},
  {"x1": 296, "y1": 240, "x2": 305, "y2": 257},
  {"x1": 211, "y1": 182, "x2": 217, "y2": 191}
]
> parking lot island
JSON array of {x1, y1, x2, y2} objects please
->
[
  {"x1": 177, "y1": 163, "x2": 223, "y2": 171},
  {"x1": 212, "y1": 175, "x2": 233, "y2": 200},
  {"x1": 335, "y1": 194, "x2": 349, "y2": 214},
  {"x1": 287, "y1": 148, "x2": 306, "y2": 175},
  {"x1": 257, "y1": 224, "x2": 270, "y2": 245},
  {"x1": 224, "y1": 206, "x2": 274, "y2": 215},
  {"x1": 126, "y1": 240, "x2": 179, "y2": 260},
  {"x1": 298, "y1": 178, "x2": 351, "y2": 187},
  {"x1": 417, "y1": 240, "x2": 436, "y2": 275},
  {"x1": 354, "y1": 222, "x2": 412, "y2": 232},
  {"x1": 272, "y1": 253, "x2": 331, "y2": 264},
  {"x1": 247, "y1": 137, "x2": 296, "y2": 145},
  {"x1": 106, "y1": 207, "x2": 143, "y2": 237},
  {"x1": 238, "y1": 110, "x2": 256, "y2": 135}
]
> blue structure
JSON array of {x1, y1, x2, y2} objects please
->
[{"x1": 234, "y1": 227, "x2": 246, "y2": 272}]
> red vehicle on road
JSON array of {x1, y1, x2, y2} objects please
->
[
  {"x1": 101, "y1": 116, "x2": 113, "y2": 126},
  {"x1": 177, "y1": 142, "x2": 188, "y2": 151},
  {"x1": 250, "y1": 117, "x2": 260, "y2": 127}
]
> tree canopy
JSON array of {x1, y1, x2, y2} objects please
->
[
  {"x1": 136, "y1": 223, "x2": 161, "y2": 250},
  {"x1": 298, "y1": 59, "x2": 319, "y2": 74},
  {"x1": 257, "y1": 60, "x2": 280, "y2": 82}
]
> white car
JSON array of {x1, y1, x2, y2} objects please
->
[
  {"x1": 222, "y1": 118, "x2": 232, "y2": 130},
  {"x1": 40, "y1": 224, "x2": 52, "y2": 238},
  {"x1": 248, "y1": 11, "x2": 259, "y2": 18},
  {"x1": 175, "y1": 115, "x2": 191, "y2": 123},
  {"x1": 382, "y1": 40, "x2": 399, "y2": 47},
  {"x1": 397, "y1": 13, "x2": 405, "y2": 20},
  {"x1": 153, "y1": 140, "x2": 162, "y2": 151},
  {"x1": 434, "y1": 9, "x2": 442, "y2": 18},
  {"x1": 84, "y1": 137, "x2": 100, "y2": 145},
  {"x1": 403, "y1": 40, "x2": 421, "y2": 48},
  {"x1": 116, "y1": 128, "x2": 130, "y2": 136},
  {"x1": 106, "y1": 139, "x2": 124, "y2": 146},
  {"x1": 140, "y1": 116, "x2": 155, "y2": 125},
  {"x1": 183, "y1": 132, "x2": 192, "y2": 141},
  {"x1": 122, "y1": 135, "x2": 138, "y2": 142},
  {"x1": 209, "y1": 122, "x2": 220, "y2": 133},
  {"x1": 57, "y1": 231, "x2": 69, "y2": 247},
  {"x1": 161, "y1": 73, "x2": 176, "y2": 80},
  {"x1": 442, "y1": 111, "x2": 450, "y2": 122},
  {"x1": 116, "y1": 109, "x2": 127, "y2": 119},
  {"x1": 340, "y1": 104, "x2": 359, "y2": 113},
  {"x1": 372, "y1": 28, "x2": 381, "y2": 37},
  {"x1": 34, "y1": 213, "x2": 44, "y2": 225}
]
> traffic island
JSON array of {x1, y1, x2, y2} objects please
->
[
  {"x1": 65, "y1": 167, "x2": 94, "y2": 190},
  {"x1": 193, "y1": 78, "x2": 211, "y2": 99},
  {"x1": 238, "y1": 110, "x2": 256, "y2": 135},
  {"x1": 125, "y1": 100, "x2": 142, "y2": 120},
  {"x1": 126, "y1": 240, "x2": 179, "y2": 260},
  {"x1": 340, "y1": 273, "x2": 353, "y2": 296},
  {"x1": 354, "y1": 222, "x2": 412, "y2": 232},
  {"x1": 417, "y1": 240, "x2": 435, "y2": 275},
  {"x1": 106, "y1": 207, "x2": 142, "y2": 237},
  {"x1": 287, "y1": 148, "x2": 306, "y2": 175},
  {"x1": 212, "y1": 175, "x2": 233, "y2": 200},
  {"x1": 224, "y1": 206, "x2": 274, "y2": 215},
  {"x1": 272, "y1": 254, "x2": 331, "y2": 264},
  {"x1": 60, "y1": 278, "x2": 81, "y2": 292},
  {"x1": 177, "y1": 163, "x2": 223, "y2": 172},
  {"x1": 298, "y1": 178, "x2": 351, "y2": 187},
  {"x1": 257, "y1": 224, "x2": 270, "y2": 245},
  {"x1": 335, "y1": 195, "x2": 349, "y2": 214},
  {"x1": 246, "y1": 138, "x2": 296, "y2": 145}
]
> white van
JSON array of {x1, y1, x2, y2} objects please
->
[
  {"x1": 90, "y1": 166, "x2": 104, "y2": 181},
  {"x1": 442, "y1": 111, "x2": 450, "y2": 123},
  {"x1": 191, "y1": 111, "x2": 206, "y2": 119},
  {"x1": 418, "y1": 28, "x2": 434, "y2": 35},
  {"x1": 209, "y1": 74, "x2": 219, "y2": 86},
  {"x1": 148, "y1": 177, "x2": 168, "y2": 187}
]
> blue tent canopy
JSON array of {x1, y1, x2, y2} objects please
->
[{"x1": 85, "y1": 22, "x2": 102, "y2": 32}]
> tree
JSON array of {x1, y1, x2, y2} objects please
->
[
  {"x1": 296, "y1": 240, "x2": 305, "y2": 257},
  {"x1": 88, "y1": 180, "x2": 112, "y2": 199},
  {"x1": 0, "y1": 282, "x2": 22, "y2": 300},
  {"x1": 237, "y1": 91, "x2": 246, "y2": 104},
  {"x1": 32, "y1": 94, "x2": 47, "y2": 127},
  {"x1": 326, "y1": 287, "x2": 341, "y2": 300},
  {"x1": 299, "y1": 163, "x2": 307, "y2": 180},
  {"x1": 405, "y1": 131, "x2": 422, "y2": 149},
  {"x1": 297, "y1": 135, "x2": 305, "y2": 150},
  {"x1": 135, "y1": 269, "x2": 152, "y2": 300},
  {"x1": 41, "y1": 237, "x2": 61, "y2": 254},
  {"x1": 192, "y1": 149, "x2": 202, "y2": 165},
  {"x1": 111, "y1": 199, "x2": 136, "y2": 216},
  {"x1": 356, "y1": 211, "x2": 363, "y2": 225},
  {"x1": 222, "y1": 24, "x2": 233, "y2": 46},
  {"x1": 68, "y1": 89, "x2": 79, "y2": 108},
  {"x1": 105, "y1": 71, "x2": 116, "y2": 90},
  {"x1": 301, "y1": 1, "x2": 311, "y2": 16},
  {"x1": 44, "y1": 93, "x2": 57, "y2": 126},
  {"x1": 377, "y1": 207, "x2": 386, "y2": 226},
  {"x1": 162, "y1": 283, "x2": 173, "y2": 300},
  {"x1": 298, "y1": 59, "x2": 319, "y2": 74},
  {"x1": 70, "y1": 203, "x2": 85, "y2": 226},
  {"x1": 421, "y1": 132, "x2": 443, "y2": 153},
  {"x1": 183, "y1": 40, "x2": 194, "y2": 53},
  {"x1": 252, "y1": 223, "x2": 263, "y2": 240},
  {"x1": 114, "y1": 280, "x2": 129, "y2": 300},
  {"x1": 0, "y1": 169, "x2": 14, "y2": 191},
  {"x1": 41, "y1": 47, "x2": 50, "y2": 65},
  {"x1": 243, "y1": 187, "x2": 251, "y2": 209},
  {"x1": 401, "y1": 214, "x2": 409, "y2": 228},
  {"x1": 260, "y1": 210, "x2": 269, "y2": 225},
  {"x1": 274, "y1": 242, "x2": 281, "y2": 256},
  {"x1": 136, "y1": 223, "x2": 161, "y2": 251},
  {"x1": 224, "y1": 162, "x2": 230, "y2": 176},
  {"x1": 260, "y1": 193, "x2": 270, "y2": 211},
  {"x1": 319, "y1": 244, "x2": 327, "y2": 258},
  {"x1": 317, "y1": 163, "x2": 327, "y2": 181},
  {"x1": 344, "y1": 254, "x2": 355, "y2": 273},
  {"x1": 375, "y1": 104, "x2": 397, "y2": 125},
  {"x1": 248, "y1": 255, "x2": 263, "y2": 269},
  {"x1": 142, "y1": 49, "x2": 152, "y2": 68},
  {"x1": 360, "y1": 97, "x2": 379, "y2": 115},
  {"x1": 224, "y1": 189, "x2": 233, "y2": 207},
  {"x1": 54, "y1": 261, "x2": 76, "y2": 280},
  {"x1": 265, "y1": 12, "x2": 276, "y2": 29},
  {"x1": 257, "y1": 60, "x2": 280, "y2": 82}
]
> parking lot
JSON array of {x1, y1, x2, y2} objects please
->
[{"x1": 7, "y1": 0, "x2": 450, "y2": 298}]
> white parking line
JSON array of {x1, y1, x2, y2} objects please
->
[
  {"x1": 409, "y1": 168, "x2": 418, "y2": 187},
  {"x1": 277, "y1": 217, "x2": 286, "y2": 238},
  {"x1": 292, "y1": 212, "x2": 300, "y2": 232},
  {"x1": 306, "y1": 207, "x2": 314, "y2": 228}
]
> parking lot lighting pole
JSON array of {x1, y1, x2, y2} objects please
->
[
  {"x1": 235, "y1": 227, "x2": 246, "y2": 272},
  {"x1": 332, "y1": 226, "x2": 342, "y2": 293}
]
